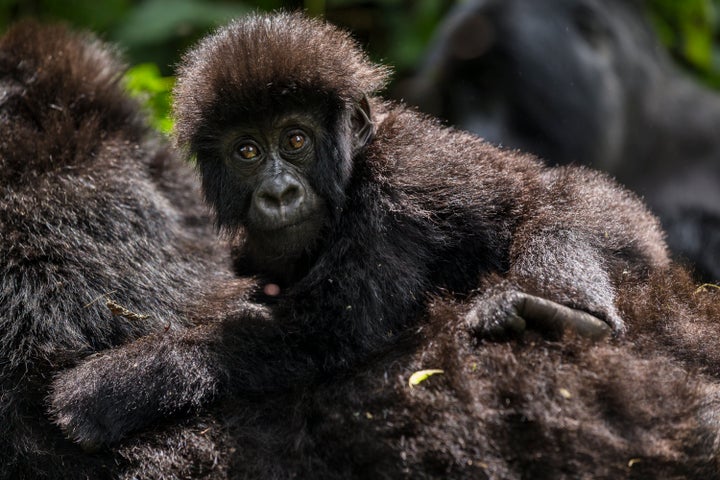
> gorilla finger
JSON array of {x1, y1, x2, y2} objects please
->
[{"x1": 515, "y1": 293, "x2": 611, "y2": 340}]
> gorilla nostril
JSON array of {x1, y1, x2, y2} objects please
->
[
  {"x1": 256, "y1": 177, "x2": 306, "y2": 216},
  {"x1": 258, "y1": 190, "x2": 279, "y2": 208},
  {"x1": 260, "y1": 185, "x2": 302, "y2": 206},
  {"x1": 279, "y1": 184, "x2": 302, "y2": 207}
]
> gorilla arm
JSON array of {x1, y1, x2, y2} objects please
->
[
  {"x1": 48, "y1": 301, "x2": 314, "y2": 449},
  {"x1": 48, "y1": 256, "x2": 426, "y2": 449},
  {"x1": 465, "y1": 232, "x2": 619, "y2": 340},
  {"x1": 465, "y1": 166, "x2": 669, "y2": 340}
]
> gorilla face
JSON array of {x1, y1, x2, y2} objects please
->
[{"x1": 220, "y1": 111, "x2": 328, "y2": 260}]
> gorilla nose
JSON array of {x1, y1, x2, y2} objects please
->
[{"x1": 256, "y1": 174, "x2": 305, "y2": 217}]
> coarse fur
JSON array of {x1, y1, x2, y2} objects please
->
[
  {"x1": 403, "y1": 0, "x2": 720, "y2": 281},
  {"x1": 3, "y1": 16, "x2": 720, "y2": 480},
  {"x1": 0, "y1": 21, "x2": 252, "y2": 478},
  {"x1": 50, "y1": 11, "x2": 672, "y2": 448},
  {"x1": 79, "y1": 268, "x2": 720, "y2": 479}
]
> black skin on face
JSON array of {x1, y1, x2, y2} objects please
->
[
  {"x1": 221, "y1": 112, "x2": 328, "y2": 283},
  {"x1": 49, "y1": 12, "x2": 669, "y2": 450}
]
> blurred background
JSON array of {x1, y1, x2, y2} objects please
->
[{"x1": 0, "y1": 0, "x2": 718, "y2": 156}]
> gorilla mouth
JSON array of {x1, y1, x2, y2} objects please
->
[
  {"x1": 252, "y1": 211, "x2": 324, "y2": 235},
  {"x1": 266, "y1": 218, "x2": 311, "y2": 232}
]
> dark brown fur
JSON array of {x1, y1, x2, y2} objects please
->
[
  {"x1": 5, "y1": 15, "x2": 720, "y2": 480},
  {"x1": 112, "y1": 268, "x2": 720, "y2": 480},
  {"x1": 44, "y1": 13, "x2": 720, "y2": 479},
  {"x1": 0, "y1": 21, "x2": 245, "y2": 478}
]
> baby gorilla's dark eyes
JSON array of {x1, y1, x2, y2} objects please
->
[
  {"x1": 236, "y1": 143, "x2": 259, "y2": 160},
  {"x1": 286, "y1": 132, "x2": 306, "y2": 151}
]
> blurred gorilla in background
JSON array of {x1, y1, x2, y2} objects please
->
[{"x1": 402, "y1": 0, "x2": 720, "y2": 281}]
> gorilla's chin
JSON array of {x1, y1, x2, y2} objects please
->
[{"x1": 248, "y1": 214, "x2": 325, "y2": 261}]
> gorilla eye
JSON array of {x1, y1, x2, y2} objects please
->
[
  {"x1": 235, "y1": 143, "x2": 259, "y2": 161},
  {"x1": 286, "y1": 132, "x2": 306, "y2": 151}
]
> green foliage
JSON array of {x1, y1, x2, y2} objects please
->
[
  {"x1": 324, "y1": 0, "x2": 453, "y2": 72},
  {"x1": 124, "y1": 63, "x2": 175, "y2": 134},
  {"x1": 0, "y1": 0, "x2": 284, "y2": 75},
  {"x1": 113, "y1": 0, "x2": 250, "y2": 48},
  {"x1": 378, "y1": 0, "x2": 451, "y2": 71},
  {"x1": 647, "y1": 0, "x2": 720, "y2": 87},
  {"x1": 0, "y1": 0, "x2": 131, "y2": 32},
  {"x1": 305, "y1": 0, "x2": 326, "y2": 16}
]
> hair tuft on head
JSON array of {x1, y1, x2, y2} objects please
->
[{"x1": 173, "y1": 12, "x2": 391, "y2": 152}]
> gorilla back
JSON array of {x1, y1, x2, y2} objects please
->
[{"x1": 0, "y1": 21, "x2": 231, "y2": 478}]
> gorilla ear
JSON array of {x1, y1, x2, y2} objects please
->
[{"x1": 351, "y1": 94, "x2": 375, "y2": 154}]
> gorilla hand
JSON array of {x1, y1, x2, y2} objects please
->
[
  {"x1": 465, "y1": 290, "x2": 611, "y2": 341},
  {"x1": 49, "y1": 332, "x2": 223, "y2": 450}
]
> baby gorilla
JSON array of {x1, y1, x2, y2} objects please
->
[{"x1": 50, "y1": 12, "x2": 669, "y2": 447}]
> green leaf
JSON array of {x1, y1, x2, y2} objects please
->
[{"x1": 124, "y1": 63, "x2": 175, "y2": 134}]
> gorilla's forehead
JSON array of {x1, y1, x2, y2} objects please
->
[
  {"x1": 209, "y1": 87, "x2": 341, "y2": 129},
  {"x1": 224, "y1": 109, "x2": 324, "y2": 137}
]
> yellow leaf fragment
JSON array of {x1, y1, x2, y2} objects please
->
[
  {"x1": 106, "y1": 299, "x2": 150, "y2": 321},
  {"x1": 408, "y1": 369, "x2": 444, "y2": 388},
  {"x1": 695, "y1": 283, "x2": 720, "y2": 294}
]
